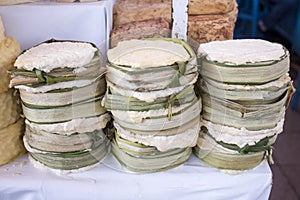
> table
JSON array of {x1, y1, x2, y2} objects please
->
[
  {"x1": 0, "y1": 2, "x2": 272, "y2": 199},
  {"x1": 0, "y1": 153, "x2": 272, "y2": 200}
]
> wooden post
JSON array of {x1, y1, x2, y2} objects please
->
[{"x1": 171, "y1": 0, "x2": 188, "y2": 41}]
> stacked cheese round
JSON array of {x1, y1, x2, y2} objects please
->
[
  {"x1": 0, "y1": 18, "x2": 26, "y2": 166},
  {"x1": 195, "y1": 39, "x2": 294, "y2": 171},
  {"x1": 105, "y1": 38, "x2": 201, "y2": 173},
  {"x1": 10, "y1": 40, "x2": 111, "y2": 173}
]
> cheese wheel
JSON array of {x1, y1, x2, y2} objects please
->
[
  {"x1": 187, "y1": 6, "x2": 237, "y2": 50},
  {"x1": 0, "y1": 37, "x2": 21, "y2": 92},
  {"x1": 0, "y1": 118, "x2": 26, "y2": 166},
  {"x1": 0, "y1": 89, "x2": 21, "y2": 130},
  {"x1": 113, "y1": 0, "x2": 172, "y2": 27},
  {"x1": 110, "y1": 18, "x2": 171, "y2": 48},
  {"x1": 188, "y1": 0, "x2": 236, "y2": 15}
]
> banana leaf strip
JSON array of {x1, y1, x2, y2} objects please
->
[
  {"x1": 194, "y1": 145, "x2": 265, "y2": 170},
  {"x1": 201, "y1": 126, "x2": 276, "y2": 154},
  {"x1": 29, "y1": 138, "x2": 110, "y2": 170},
  {"x1": 25, "y1": 126, "x2": 107, "y2": 153},
  {"x1": 111, "y1": 140, "x2": 191, "y2": 173},
  {"x1": 198, "y1": 74, "x2": 292, "y2": 101},
  {"x1": 22, "y1": 97, "x2": 107, "y2": 124},
  {"x1": 9, "y1": 54, "x2": 104, "y2": 87},
  {"x1": 105, "y1": 85, "x2": 196, "y2": 111},
  {"x1": 198, "y1": 47, "x2": 289, "y2": 84}
]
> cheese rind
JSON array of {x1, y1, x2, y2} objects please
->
[
  {"x1": 188, "y1": 0, "x2": 236, "y2": 15},
  {"x1": 0, "y1": 118, "x2": 26, "y2": 166},
  {"x1": 113, "y1": 0, "x2": 172, "y2": 27},
  {"x1": 0, "y1": 89, "x2": 21, "y2": 130},
  {"x1": 110, "y1": 18, "x2": 171, "y2": 48},
  {"x1": 0, "y1": 36, "x2": 21, "y2": 92}
]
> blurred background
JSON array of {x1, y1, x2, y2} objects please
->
[{"x1": 234, "y1": 1, "x2": 300, "y2": 199}]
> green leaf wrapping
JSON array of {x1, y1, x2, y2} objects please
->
[{"x1": 198, "y1": 47, "x2": 289, "y2": 84}]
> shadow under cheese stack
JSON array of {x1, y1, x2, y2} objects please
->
[
  {"x1": 105, "y1": 38, "x2": 201, "y2": 173},
  {"x1": 10, "y1": 40, "x2": 111, "y2": 173},
  {"x1": 194, "y1": 39, "x2": 294, "y2": 171},
  {"x1": 0, "y1": 16, "x2": 26, "y2": 166}
]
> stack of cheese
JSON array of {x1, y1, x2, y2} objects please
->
[
  {"x1": 0, "y1": 16, "x2": 26, "y2": 166},
  {"x1": 9, "y1": 40, "x2": 111, "y2": 173},
  {"x1": 194, "y1": 39, "x2": 294, "y2": 171},
  {"x1": 111, "y1": 0, "x2": 237, "y2": 49},
  {"x1": 104, "y1": 38, "x2": 201, "y2": 173}
]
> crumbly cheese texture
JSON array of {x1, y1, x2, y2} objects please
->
[
  {"x1": 0, "y1": 36, "x2": 21, "y2": 92},
  {"x1": 107, "y1": 80, "x2": 190, "y2": 102},
  {"x1": 108, "y1": 39, "x2": 190, "y2": 68},
  {"x1": 114, "y1": 122, "x2": 199, "y2": 152},
  {"x1": 0, "y1": 16, "x2": 4, "y2": 41},
  {"x1": 207, "y1": 73, "x2": 291, "y2": 91},
  {"x1": 111, "y1": 102, "x2": 193, "y2": 123},
  {"x1": 0, "y1": 118, "x2": 26, "y2": 166},
  {"x1": 200, "y1": 114, "x2": 285, "y2": 148},
  {"x1": 25, "y1": 114, "x2": 111, "y2": 135},
  {"x1": 198, "y1": 39, "x2": 286, "y2": 65},
  {"x1": 0, "y1": 89, "x2": 21, "y2": 130},
  {"x1": 14, "y1": 76, "x2": 99, "y2": 93},
  {"x1": 14, "y1": 42, "x2": 97, "y2": 73}
]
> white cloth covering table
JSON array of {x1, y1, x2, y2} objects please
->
[{"x1": 0, "y1": 153, "x2": 272, "y2": 200}]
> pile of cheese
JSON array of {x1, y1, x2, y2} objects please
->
[
  {"x1": 0, "y1": 16, "x2": 26, "y2": 166},
  {"x1": 104, "y1": 38, "x2": 201, "y2": 172},
  {"x1": 9, "y1": 40, "x2": 111, "y2": 173},
  {"x1": 195, "y1": 39, "x2": 294, "y2": 171},
  {"x1": 111, "y1": 0, "x2": 237, "y2": 50}
]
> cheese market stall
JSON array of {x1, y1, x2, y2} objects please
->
[{"x1": 0, "y1": 1, "x2": 279, "y2": 199}]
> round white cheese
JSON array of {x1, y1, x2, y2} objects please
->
[
  {"x1": 15, "y1": 42, "x2": 97, "y2": 72},
  {"x1": 198, "y1": 39, "x2": 286, "y2": 65},
  {"x1": 108, "y1": 39, "x2": 191, "y2": 68}
]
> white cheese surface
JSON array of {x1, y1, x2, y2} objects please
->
[
  {"x1": 198, "y1": 39, "x2": 286, "y2": 65},
  {"x1": 25, "y1": 114, "x2": 111, "y2": 135},
  {"x1": 111, "y1": 102, "x2": 193, "y2": 123},
  {"x1": 107, "y1": 80, "x2": 192, "y2": 102},
  {"x1": 108, "y1": 39, "x2": 190, "y2": 68},
  {"x1": 207, "y1": 73, "x2": 291, "y2": 90},
  {"x1": 15, "y1": 76, "x2": 99, "y2": 93},
  {"x1": 200, "y1": 113, "x2": 285, "y2": 148},
  {"x1": 15, "y1": 42, "x2": 97, "y2": 72},
  {"x1": 114, "y1": 122, "x2": 199, "y2": 152}
]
